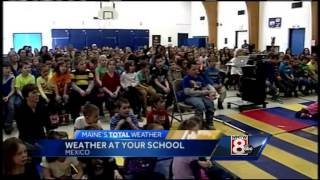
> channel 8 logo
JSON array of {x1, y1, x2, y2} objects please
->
[{"x1": 231, "y1": 135, "x2": 253, "y2": 155}]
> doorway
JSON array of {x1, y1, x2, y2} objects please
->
[
  {"x1": 289, "y1": 28, "x2": 305, "y2": 56},
  {"x1": 177, "y1": 33, "x2": 188, "y2": 47},
  {"x1": 235, "y1": 30, "x2": 248, "y2": 48}
]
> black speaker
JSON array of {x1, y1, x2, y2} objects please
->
[
  {"x1": 311, "y1": 45, "x2": 318, "y2": 55},
  {"x1": 241, "y1": 60, "x2": 267, "y2": 104}
]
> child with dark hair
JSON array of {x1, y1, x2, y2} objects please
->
[
  {"x1": 150, "y1": 55, "x2": 173, "y2": 108},
  {"x1": 8, "y1": 53, "x2": 21, "y2": 76},
  {"x1": 279, "y1": 56, "x2": 298, "y2": 97},
  {"x1": 146, "y1": 94, "x2": 170, "y2": 130},
  {"x1": 30, "y1": 57, "x2": 41, "y2": 78},
  {"x1": 16, "y1": 84, "x2": 50, "y2": 145},
  {"x1": 110, "y1": 98, "x2": 140, "y2": 130},
  {"x1": 50, "y1": 61, "x2": 72, "y2": 124},
  {"x1": 3, "y1": 61, "x2": 15, "y2": 134},
  {"x1": 182, "y1": 61, "x2": 216, "y2": 129},
  {"x1": 102, "y1": 59, "x2": 121, "y2": 117},
  {"x1": 204, "y1": 55, "x2": 227, "y2": 109},
  {"x1": 297, "y1": 56, "x2": 313, "y2": 95},
  {"x1": 70, "y1": 59, "x2": 95, "y2": 120},
  {"x1": 74, "y1": 103, "x2": 102, "y2": 131},
  {"x1": 14, "y1": 62, "x2": 36, "y2": 108},
  {"x1": 136, "y1": 61, "x2": 157, "y2": 116},
  {"x1": 121, "y1": 60, "x2": 142, "y2": 116},
  {"x1": 37, "y1": 64, "x2": 59, "y2": 127},
  {"x1": 3, "y1": 137, "x2": 40, "y2": 179}
]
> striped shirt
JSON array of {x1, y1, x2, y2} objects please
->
[
  {"x1": 110, "y1": 112, "x2": 139, "y2": 130},
  {"x1": 70, "y1": 69, "x2": 94, "y2": 90}
]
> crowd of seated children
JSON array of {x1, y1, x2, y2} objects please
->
[
  {"x1": 4, "y1": 44, "x2": 317, "y2": 180},
  {"x1": 3, "y1": 45, "x2": 317, "y2": 130}
]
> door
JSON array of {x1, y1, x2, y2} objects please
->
[
  {"x1": 235, "y1": 30, "x2": 248, "y2": 48},
  {"x1": 289, "y1": 28, "x2": 305, "y2": 56},
  {"x1": 177, "y1": 33, "x2": 188, "y2": 47}
]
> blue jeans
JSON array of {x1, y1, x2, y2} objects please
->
[
  {"x1": 185, "y1": 96, "x2": 214, "y2": 121},
  {"x1": 3, "y1": 95, "x2": 15, "y2": 129}
]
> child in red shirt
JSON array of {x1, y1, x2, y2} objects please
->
[{"x1": 146, "y1": 94, "x2": 170, "y2": 130}]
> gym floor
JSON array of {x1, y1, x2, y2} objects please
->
[{"x1": 3, "y1": 90, "x2": 317, "y2": 179}]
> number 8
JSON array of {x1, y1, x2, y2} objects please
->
[{"x1": 232, "y1": 139, "x2": 245, "y2": 154}]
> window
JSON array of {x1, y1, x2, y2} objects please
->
[{"x1": 13, "y1": 33, "x2": 42, "y2": 51}]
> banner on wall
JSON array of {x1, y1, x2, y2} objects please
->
[{"x1": 152, "y1": 35, "x2": 161, "y2": 47}]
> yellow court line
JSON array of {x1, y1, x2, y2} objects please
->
[
  {"x1": 214, "y1": 121, "x2": 276, "y2": 179},
  {"x1": 281, "y1": 104, "x2": 306, "y2": 112},
  {"x1": 274, "y1": 133, "x2": 318, "y2": 153},
  {"x1": 229, "y1": 113, "x2": 318, "y2": 153},
  {"x1": 263, "y1": 145, "x2": 318, "y2": 179},
  {"x1": 216, "y1": 161, "x2": 276, "y2": 179},
  {"x1": 301, "y1": 126, "x2": 318, "y2": 135},
  {"x1": 215, "y1": 121, "x2": 318, "y2": 179}
]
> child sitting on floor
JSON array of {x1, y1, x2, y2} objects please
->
[
  {"x1": 295, "y1": 102, "x2": 318, "y2": 119},
  {"x1": 74, "y1": 103, "x2": 103, "y2": 131},
  {"x1": 146, "y1": 94, "x2": 170, "y2": 130}
]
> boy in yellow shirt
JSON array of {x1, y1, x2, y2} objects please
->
[{"x1": 15, "y1": 62, "x2": 35, "y2": 107}]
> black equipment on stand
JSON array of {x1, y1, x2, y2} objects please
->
[{"x1": 227, "y1": 54, "x2": 268, "y2": 111}]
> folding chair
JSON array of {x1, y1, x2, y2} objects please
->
[{"x1": 170, "y1": 79, "x2": 195, "y2": 126}]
